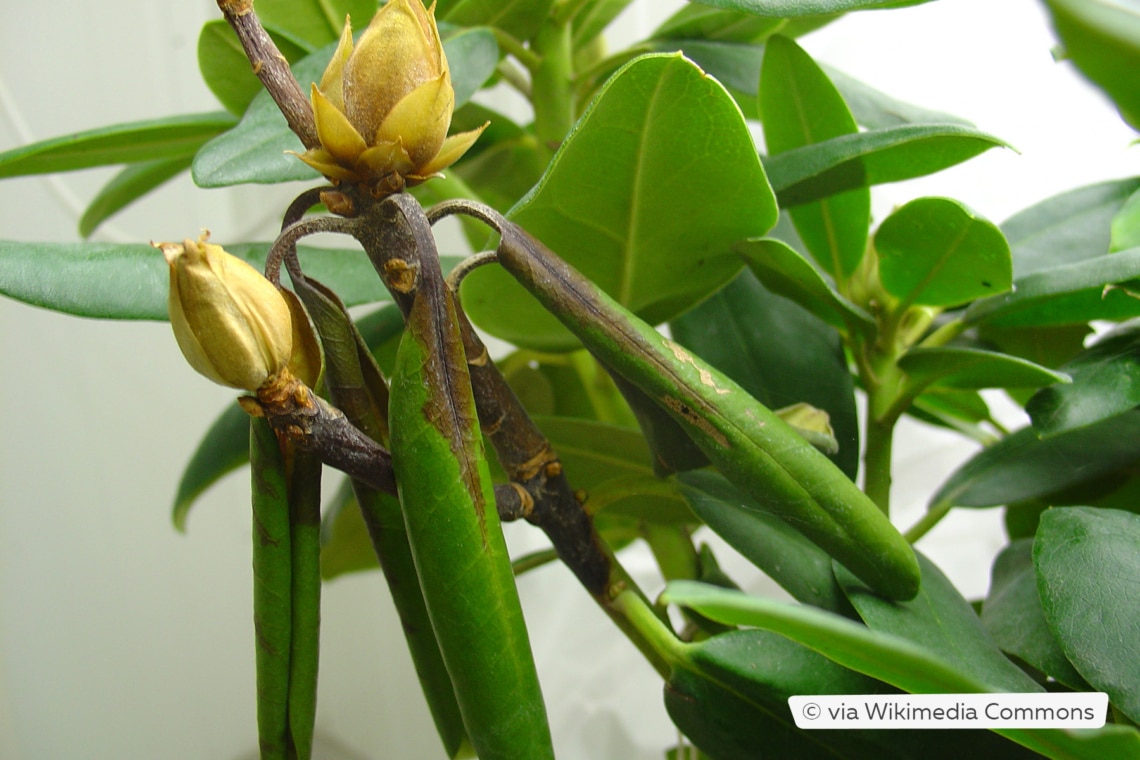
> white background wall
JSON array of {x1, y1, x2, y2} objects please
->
[{"x1": 1, "y1": 1, "x2": 1137, "y2": 758}]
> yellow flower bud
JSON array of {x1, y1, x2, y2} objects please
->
[
  {"x1": 295, "y1": 0, "x2": 488, "y2": 196},
  {"x1": 159, "y1": 236, "x2": 294, "y2": 392}
]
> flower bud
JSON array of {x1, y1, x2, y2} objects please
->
[
  {"x1": 159, "y1": 236, "x2": 294, "y2": 392},
  {"x1": 295, "y1": 0, "x2": 488, "y2": 196}
]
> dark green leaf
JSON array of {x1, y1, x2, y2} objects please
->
[
  {"x1": 1003, "y1": 177, "x2": 1140, "y2": 277},
  {"x1": 978, "y1": 323, "x2": 1093, "y2": 370},
  {"x1": 764, "y1": 124, "x2": 1008, "y2": 208},
  {"x1": 198, "y1": 20, "x2": 314, "y2": 116},
  {"x1": 898, "y1": 346, "x2": 1068, "y2": 392},
  {"x1": 1036, "y1": 507, "x2": 1140, "y2": 723},
  {"x1": 78, "y1": 156, "x2": 190, "y2": 238},
  {"x1": 173, "y1": 402, "x2": 251, "y2": 531},
  {"x1": 760, "y1": 35, "x2": 868, "y2": 278},
  {"x1": 0, "y1": 112, "x2": 236, "y2": 178},
  {"x1": 1045, "y1": 0, "x2": 1140, "y2": 130},
  {"x1": 319, "y1": 481, "x2": 379, "y2": 579},
  {"x1": 930, "y1": 410, "x2": 1140, "y2": 508},
  {"x1": 687, "y1": 0, "x2": 934, "y2": 16},
  {"x1": 737, "y1": 237, "x2": 875, "y2": 333},
  {"x1": 670, "y1": 267, "x2": 860, "y2": 478},
  {"x1": 651, "y1": 5, "x2": 785, "y2": 42},
  {"x1": 286, "y1": 449, "x2": 322, "y2": 760},
  {"x1": 876, "y1": 197, "x2": 1011, "y2": 307},
  {"x1": 836, "y1": 553, "x2": 1042, "y2": 693},
  {"x1": 980, "y1": 539, "x2": 1089, "y2": 690},
  {"x1": 192, "y1": 29, "x2": 498, "y2": 186},
  {"x1": 437, "y1": 0, "x2": 555, "y2": 40},
  {"x1": 1027, "y1": 321, "x2": 1140, "y2": 436},
  {"x1": 823, "y1": 66, "x2": 974, "y2": 129},
  {"x1": 676, "y1": 471, "x2": 849, "y2": 612},
  {"x1": 964, "y1": 246, "x2": 1140, "y2": 327},
  {"x1": 462, "y1": 54, "x2": 777, "y2": 351},
  {"x1": 0, "y1": 240, "x2": 409, "y2": 320}
]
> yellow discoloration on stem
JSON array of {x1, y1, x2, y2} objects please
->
[{"x1": 664, "y1": 339, "x2": 731, "y2": 395}]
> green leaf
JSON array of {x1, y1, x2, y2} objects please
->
[
  {"x1": 198, "y1": 20, "x2": 314, "y2": 116},
  {"x1": 1112, "y1": 189, "x2": 1140, "y2": 253},
  {"x1": 285, "y1": 449, "x2": 322, "y2": 760},
  {"x1": 462, "y1": 53, "x2": 777, "y2": 351},
  {"x1": 737, "y1": 236, "x2": 875, "y2": 333},
  {"x1": 964, "y1": 246, "x2": 1140, "y2": 327},
  {"x1": 898, "y1": 346, "x2": 1069, "y2": 392},
  {"x1": 573, "y1": 0, "x2": 636, "y2": 49},
  {"x1": 676, "y1": 471, "x2": 850, "y2": 612},
  {"x1": 0, "y1": 112, "x2": 236, "y2": 178},
  {"x1": 437, "y1": 0, "x2": 555, "y2": 40},
  {"x1": 664, "y1": 581, "x2": 1140, "y2": 760},
  {"x1": 836, "y1": 553, "x2": 1043, "y2": 694},
  {"x1": 1004, "y1": 178, "x2": 1140, "y2": 277},
  {"x1": 686, "y1": 0, "x2": 934, "y2": 16},
  {"x1": 0, "y1": 240, "x2": 408, "y2": 321},
  {"x1": 651, "y1": 5, "x2": 785, "y2": 43},
  {"x1": 256, "y1": 0, "x2": 376, "y2": 48},
  {"x1": 319, "y1": 481, "x2": 378, "y2": 579},
  {"x1": 1027, "y1": 321, "x2": 1140, "y2": 436},
  {"x1": 876, "y1": 197, "x2": 1012, "y2": 307},
  {"x1": 670, "y1": 267, "x2": 861, "y2": 478},
  {"x1": 764, "y1": 124, "x2": 1008, "y2": 208},
  {"x1": 760, "y1": 36, "x2": 868, "y2": 279},
  {"x1": 981, "y1": 539, "x2": 1090, "y2": 690},
  {"x1": 77, "y1": 156, "x2": 191, "y2": 238},
  {"x1": 1045, "y1": 0, "x2": 1140, "y2": 130},
  {"x1": 1036, "y1": 508, "x2": 1140, "y2": 723},
  {"x1": 822, "y1": 66, "x2": 974, "y2": 130},
  {"x1": 192, "y1": 29, "x2": 498, "y2": 187},
  {"x1": 929, "y1": 410, "x2": 1140, "y2": 508},
  {"x1": 173, "y1": 402, "x2": 251, "y2": 531}
]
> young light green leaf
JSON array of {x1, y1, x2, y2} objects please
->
[
  {"x1": 676, "y1": 471, "x2": 850, "y2": 612},
  {"x1": 760, "y1": 35, "x2": 869, "y2": 278},
  {"x1": 836, "y1": 553, "x2": 1043, "y2": 694},
  {"x1": 929, "y1": 411, "x2": 1140, "y2": 509},
  {"x1": 876, "y1": 197, "x2": 1012, "y2": 307},
  {"x1": 1045, "y1": 0, "x2": 1140, "y2": 130},
  {"x1": 737, "y1": 237, "x2": 875, "y2": 333},
  {"x1": 0, "y1": 240, "x2": 403, "y2": 321},
  {"x1": 78, "y1": 156, "x2": 190, "y2": 238},
  {"x1": 898, "y1": 346, "x2": 1069, "y2": 392},
  {"x1": 0, "y1": 112, "x2": 236, "y2": 178},
  {"x1": 663, "y1": 580, "x2": 1140, "y2": 760},
  {"x1": 1026, "y1": 321, "x2": 1140, "y2": 436},
  {"x1": 192, "y1": 29, "x2": 498, "y2": 187},
  {"x1": 1110, "y1": 187, "x2": 1140, "y2": 252},
  {"x1": 1036, "y1": 508, "x2": 1140, "y2": 723},
  {"x1": 964, "y1": 246, "x2": 1140, "y2": 327},
  {"x1": 173, "y1": 402, "x2": 251, "y2": 531},
  {"x1": 198, "y1": 20, "x2": 314, "y2": 116},
  {"x1": 573, "y1": 0, "x2": 638, "y2": 48},
  {"x1": 981, "y1": 539, "x2": 1090, "y2": 690},
  {"x1": 462, "y1": 53, "x2": 777, "y2": 351},
  {"x1": 670, "y1": 267, "x2": 861, "y2": 478},
  {"x1": 764, "y1": 124, "x2": 1008, "y2": 208}
]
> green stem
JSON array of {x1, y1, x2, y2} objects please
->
[
  {"x1": 552, "y1": 0, "x2": 595, "y2": 25},
  {"x1": 904, "y1": 500, "x2": 953, "y2": 543},
  {"x1": 642, "y1": 524, "x2": 699, "y2": 583},
  {"x1": 531, "y1": 19, "x2": 575, "y2": 153},
  {"x1": 862, "y1": 417, "x2": 895, "y2": 515},
  {"x1": 491, "y1": 28, "x2": 541, "y2": 71},
  {"x1": 607, "y1": 582, "x2": 686, "y2": 678},
  {"x1": 918, "y1": 317, "x2": 967, "y2": 349}
]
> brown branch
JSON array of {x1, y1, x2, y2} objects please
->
[{"x1": 216, "y1": 0, "x2": 319, "y2": 149}]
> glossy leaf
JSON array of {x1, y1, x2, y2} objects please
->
[
  {"x1": 964, "y1": 246, "x2": 1140, "y2": 327},
  {"x1": 691, "y1": 0, "x2": 934, "y2": 16},
  {"x1": 1110, "y1": 188, "x2": 1140, "y2": 252},
  {"x1": 192, "y1": 29, "x2": 499, "y2": 187},
  {"x1": 875, "y1": 197, "x2": 1011, "y2": 307},
  {"x1": 664, "y1": 581, "x2": 1140, "y2": 760},
  {"x1": 676, "y1": 471, "x2": 849, "y2": 612},
  {"x1": 0, "y1": 112, "x2": 236, "y2": 178},
  {"x1": 1003, "y1": 178, "x2": 1140, "y2": 276},
  {"x1": 573, "y1": 0, "x2": 637, "y2": 48},
  {"x1": 670, "y1": 267, "x2": 861, "y2": 478},
  {"x1": 1036, "y1": 508, "x2": 1140, "y2": 723},
  {"x1": 462, "y1": 54, "x2": 776, "y2": 351},
  {"x1": 737, "y1": 237, "x2": 875, "y2": 333},
  {"x1": 1027, "y1": 321, "x2": 1140, "y2": 436},
  {"x1": 929, "y1": 410, "x2": 1140, "y2": 508},
  {"x1": 437, "y1": 0, "x2": 555, "y2": 39},
  {"x1": 837, "y1": 553, "x2": 1042, "y2": 694},
  {"x1": 256, "y1": 0, "x2": 376, "y2": 47},
  {"x1": 198, "y1": 20, "x2": 314, "y2": 116},
  {"x1": 173, "y1": 402, "x2": 251, "y2": 531},
  {"x1": 78, "y1": 156, "x2": 190, "y2": 237},
  {"x1": 898, "y1": 346, "x2": 1068, "y2": 391},
  {"x1": 1045, "y1": 0, "x2": 1140, "y2": 129},
  {"x1": 286, "y1": 448, "x2": 322, "y2": 760},
  {"x1": 823, "y1": 66, "x2": 974, "y2": 129},
  {"x1": 980, "y1": 539, "x2": 1089, "y2": 690},
  {"x1": 651, "y1": 5, "x2": 785, "y2": 43},
  {"x1": 760, "y1": 35, "x2": 868, "y2": 279},
  {"x1": 764, "y1": 123, "x2": 1008, "y2": 208}
]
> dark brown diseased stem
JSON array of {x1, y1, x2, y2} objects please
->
[{"x1": 216, "y1": 0, "x2": 319, "y2": 150}]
